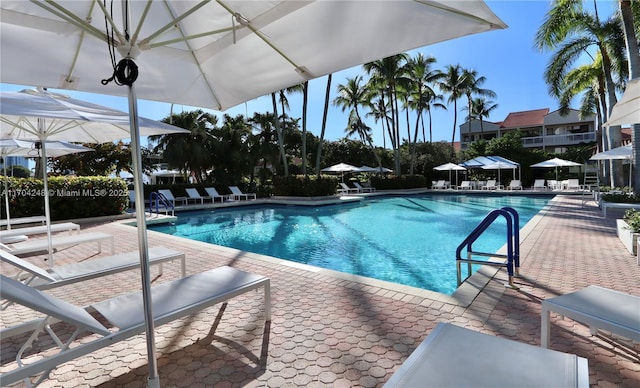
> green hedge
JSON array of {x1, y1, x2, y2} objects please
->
[
  {"x1": 371, "y1": 175, "x2": 427, "y2": 190},
  {"x1": 1, "y1": 176, "x2": 128, "y2": 221},
  {"x1": 272, "y1": 175, "x2": 339, "y2": 196}
]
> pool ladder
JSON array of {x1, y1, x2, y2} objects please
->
[
  {"x1": 456, "y1": 207, "x2": 520, "y2": 289},
  {"x1": 148, "y1": 192, "x2": 175, "y2": 217}
]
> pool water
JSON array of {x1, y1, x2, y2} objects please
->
[{"x1": 149, "y1": 194, "x2": 552, "y2": 294}]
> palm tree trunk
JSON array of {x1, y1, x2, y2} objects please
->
[
  {"x1": 315, "y1": 74, "x2": 332, "y2": 177},
  {"x1": 620, "y1": 0, "x2": 640, "y2": 194},
  {"x1": 301, "y1": 81, "x2": 308, "y2": 176},
  {"x1": 271, "y1": 93, "x2": 289, "y2": 176}
]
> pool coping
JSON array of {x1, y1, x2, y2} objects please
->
[{"x1": 116, "y1": 193, "x2": 559, "y2": 308}]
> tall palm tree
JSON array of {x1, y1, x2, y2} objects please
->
[
  {"x1": 334, "y1": 76, "x2": 382, "y2": 168},
  {"x1": 271, "y1": 92, "x2": 289, "y2": 176},
  {"x1": 363, "y1": 54, "x2": 410, "y2": 175},
  {"x1": 437, "y1": 64, "x2": 466, "y2": 147},
  {"x1": 150, "y1": 110, "x2": 217, "y2": 183},
  {"x1": 315, "y1": 74, "x2": 332, "y2": 176},
  {"x1": 468, "y1": 97, "x2": 498, "y2": 135},
  {"x1": 619, "y1": 0, "x2": 640, "y2": 193},
  {"x1": 460, "y1": 68, "x2": 496, "y2": 135},
  {"x1": 535, "y1": 0, "x2": 627, "y2": 186}
]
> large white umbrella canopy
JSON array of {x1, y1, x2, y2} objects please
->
[
  {"x1": 531, "y1": 157, "x2": 582, "y2": 181},
  {"x1": 359, "y1": 165, "x2": 393, "y2": 174},
  {"x1": 0, "y1": 1, "x2": 507, "y2": 385},
  {"x1": 433, "y1": 162, "x2": 466, "y2": 186},
  {"x1": 603, "y1": 79, "x2": 640, "y2": 127},
  {"x1": 591, "y1": 144, "x2": 633, "y2": 187},
  {"x1": 0, "y1": 89, "x2": 188, "y2": 266},
  {"x1": 1, "y1": 139, "x2": 93, "y2": 234},
  {"x1": 321, "y1": 163, "x2": 361, "y2": 182}
]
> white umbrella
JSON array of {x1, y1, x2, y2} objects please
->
[
  {"x1": 531, "y1": 157, "x2": 582, "y2": 181},
  {"x1": 359, "y1": 165, "x2": 393, "y2": 174},
  {"x1": 433, "y1": 162, "x2": 466, "y2": 186},
  {"x1": 321, "y1": 163, "x2": 361, "y2": 182},
  {"x1": 0, "y1": 89, "x2": 188, "y2": 266},
  {"x1": 1, "y1": 139, "x2": 93, "y2": 233},
  {"x1": 603, "y1": 79, "x2": 640, "y2": 127},
  {"x1": 0, "y1": 2, "x2": 507, "y2": 385},
  {"x1": 591, "y1": 144, "x2": 633, "y2": 187}
]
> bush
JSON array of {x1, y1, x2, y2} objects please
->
[
  {"x1": 600, "y1": 192, "x2": 640, "y2": 203},
  {"x1": 1, "y1": 176, "x2": 128, "y2": 221},
  {"x1": 623, "y1": 209, "x2": 640, "y2": 233},
  {"x1": 371, "y1": 175, "x2": 427, "y2": 190},
  {"x1": 272, "y1": 175, "x2": 339, "y2": 196}
]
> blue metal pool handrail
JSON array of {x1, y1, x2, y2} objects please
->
[
  {"x1": 149, "y1": 192, "x2": 174, "y2": 216},
  {"x1": 456, "y1": 206, "x2": 520, "y2": 289}
]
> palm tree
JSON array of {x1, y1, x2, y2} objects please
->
[
  {"x1": 363, "y1": 54, "x2": 410, "y2": 175},
  {"x1": 315, "y1": 74, "x2": 332, "y2": 176},
  {"x1": 437, "y1": 64, "x2": 466, "y2": 147},
  {"x1": 468, "y1": 97, "x2": 498, "y2": 135},
  {"x1": 270, "y1": 92, "x2": 289, "y2": 176},
  {"x1": 460, "y1": 68, "x2": 496, "y2": 135},
  {"x1": 333, "y1": 76, "x2": 368, "y2": 121},
  {"x1": 150, "y1": 110, "x2": 217, "y2": 183},
  {"x1": 535, "y1": 0, "x2": 629, "y2": 186},
  {"x1": 619, "y1": 0, "x2": 640, "y2": 193}
]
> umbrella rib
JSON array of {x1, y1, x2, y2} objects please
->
[
  {"x1": 33, "y1": 0, "x2": 110, "y2": 42},
  {"x1": 413, "y1": 0, "x2": 506, "y2": 28},
  {"x1": 139, "y1": 0, "x2": 211, "y2": 47}
]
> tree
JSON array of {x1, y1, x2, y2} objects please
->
[
  {"x1": 467, "y1": 97, "x2": 498, "y2": 134},
  {"x1": 315, "y1": 74, "x2": 333, "y2": 176},
  {"x1": 149, "y1": 110, "x2": 217, "y2": 183},
  {"x1": 437, "y1": 64, "x2": 466, "y2": 147},
  {"x1": 460, "y1": 68, "x2": 496, "y2": 135}
]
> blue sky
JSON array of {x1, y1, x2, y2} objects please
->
[{"x1": 1, "y1": 1, "x2": 619, "y2": 148}]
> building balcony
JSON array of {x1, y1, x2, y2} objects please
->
[{"x1": 521, "y1": 132, "x2": 596, "y2": 148}]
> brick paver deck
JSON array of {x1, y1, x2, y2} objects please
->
[{"x1": 1, "y1": 195, "x2": 639, "y2": 387}]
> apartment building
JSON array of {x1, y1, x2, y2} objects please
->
[{"x1": 459, "y1": 108, "x2": 597, "y2": 153}]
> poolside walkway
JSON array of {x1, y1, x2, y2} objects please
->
[{"x1": 1, "y1": 195, "x2": 639, "y2": 387}]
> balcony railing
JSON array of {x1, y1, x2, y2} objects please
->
[{"x1": 521, "y1": 132, "x2": 595, "y2": 147}]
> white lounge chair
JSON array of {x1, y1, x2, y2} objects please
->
[
  {"x1": 541, "y1": 285, "x2": 640, "y2": 348},
  {"x1": 1, "y1": 216, "x2": 46, "y2": 228},
  {"x1": 432, "y1": 180, "x2": 447, "y2": 190},
  {"x1": 0, "y1": 246, "x2": 186, "y2": 290},
  {"x1": 566, "y1": 179, "x2": 583, "y2": 191},
  {"x1": 482, "y1": 179, "x2": 503, "y2": 190},
  {"x1": 1, "y1": 222, "x2": 80, "y2": 238},
  {"x1": 456, "y1": 181, "x2": 472, "y2": 190},
  {"x1": 185, "y1": 188, "x2": 207, "y2": 204},
  {"x1": 1, "y1": 232, "x2": 114, "y2": 256},
  {"x1": 338, "y1": 182, "x2": 359, "y2": 194},
  {"x1": 547, "y1": 179, "x2": 560, "y2": 191},
  {"x1": 532, "y1": 179, "x2": 546, "y2": 190},
  {"x1": 507, "y1": 180, "x2": 523, "y2": 190},
  {"x1": 384, "y1": 323, "x2": 588, "y2": 387},
  {"x1": 157, "y1": 189, "x2": 188, "y2": 206},
  {"x1": 353, "y1": 182, "x2": 375, "y2": 193},
  {"x1": 204, "y1": 187, "x2": 227, "y2": 203},
  {"x1": 0, "y1": 266, "x2": 270, "y2": 387},
  {"x1": 228, "y1": 185, "x2": 257, "y2": 200}
]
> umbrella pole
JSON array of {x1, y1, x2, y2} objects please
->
[
  {"x1": 3, "y1": 159, "x2": 11, "y2": 229},
  {"x1": 38, "y1": 122, "x2": 54, "y2": 267},
  {"x1": 127, "y1": 78, "x2": 160, "y2": 387}
]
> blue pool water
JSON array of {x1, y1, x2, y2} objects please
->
[{"x1": 149, "y1": 194, "x2": 552, "y2": 294}]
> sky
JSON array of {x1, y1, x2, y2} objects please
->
[{"x1": 0, "y1": 1, "x2": 620, "y2": 148}]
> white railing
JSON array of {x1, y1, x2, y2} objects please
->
[{"x1": 521, "y1": 132, "x2": 595, "y2": 147}]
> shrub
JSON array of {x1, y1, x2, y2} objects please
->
[
  {"x1": 1, "y1": 176, "x2": 128, "y2": 221},
  {"x1": 272, "y1": 175, "x2": 339, "y2": 196},
  {"x1": 623, "y1": 209, "x2": 640, "y2": 233},
  {"x1": 371, "y1": 175, "x2": 427, "y2": 190}
]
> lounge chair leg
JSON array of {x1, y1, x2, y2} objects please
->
[{"x1": 505, "y1": 276, "x2": 519, "y2": 290}]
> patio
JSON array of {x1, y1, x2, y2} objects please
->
[{"x1": 1, "y1": 195, "x2": 639, "y2": 387}]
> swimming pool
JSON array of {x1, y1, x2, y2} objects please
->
[{"x1": 149, "y1": 194, "x2": 552, "y2": 294}]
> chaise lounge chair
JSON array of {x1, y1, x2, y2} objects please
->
[
  {"x1": 185, "y1": 188, "x2": 209, "y2": 204},
  {"x1": 0, "y1": 266, "x2": 270, "y2": 387},
  {"x1": 338, "y1": 182, "x2": 359, "y2": 194},
  {"x1": 532, "y1": 179, "x2": 546, "y2": 191},
  {"x1": 481, "y1": 179, "x2": 503, "y2": 190},
  {"x1": 228, "y1": 185, "x2": 257, "y2": 200},
  {"x1": 432, "y1": 180, "x2": 447, "y2": 190},
  {"x1": 384, "y1": 323, "x2": 588, "y2": 387},
  {"x1": 0, "y1": 216, "x2": 46, "y2": 228},
  {"x1": 507, "y1": 180, "x2": 523, "y2": 190},
  {"x1": 455, "y1": 181, "x2": 472, "y2": 190},
  {"x1": 204, "y1": 187, "x2": 228, "y2": 203},
  {"x1": 353, "y1": 182, "x2": 375, "y2": 193},
  {"x1": 541, "y1": 285, "x2": 640, "y2": 349},
  {"x1": 0, "y1": 246, "x2": 186, "y2": 291},
  {"x1": 157, "y1": 189, "x2": 188, "y2": 206},
  {"x1": 1, "y1": 232, "x2": 114, "y2": 256},
  {"x1": 1, "y1": 222, "x2": 80, "y2": 239}
]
